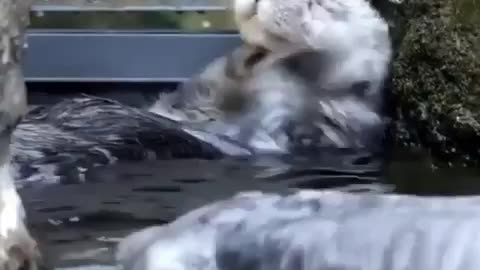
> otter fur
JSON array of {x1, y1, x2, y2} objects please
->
[
  {"x1": 117, "y1": 0, "x2": 397, "y2": 268},
  {"x1": 11, "y1": 97, "x2": 252, "y2": 185},
  {"x1": 150, "y1": 0, "x2": 393, "y2": 154}
]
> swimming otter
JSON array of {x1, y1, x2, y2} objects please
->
[
  {"x1": 11, "y1": 97, "x2": 252, "y2": 184},
  {"x1": 118, "y1": 1, "x2": 395, "y2": 265},
  {"x1": 8, "y1": 0, "x2": 393, "y2": 184},
  {"x1": 150, "y1": 0, "x2": 393, "y2": 154}
]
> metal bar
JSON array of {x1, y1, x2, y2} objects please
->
[
  {"x1": 29, "y1": 10, "x2": 236, "y2": 31},
  {"x1": 23, "y1": 30, "x2": 242, "y2": 83},
  {"x1": 31, "y1": 5, "x2": 228, "y2": 12},
  {"x1": 31, "y1": 0, "x2": 229, "y2": 12}
]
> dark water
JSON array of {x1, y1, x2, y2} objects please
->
[
  {"x1": 17, "y1": 148, "x2": 480, "y2": 269},
  {"x1": 20, "y1": 89, "x2": 480, "y2": 269}
]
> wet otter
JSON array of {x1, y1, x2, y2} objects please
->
[
  {"x1": 150, "y1": 0, "x2": 392, "y2": 154},
  {"x1": 9, "y1": 0, "x2": 393, "y2": 184},
  {"x1": 11, "y1": 97, "x2": 252, "y2": 184},
  {"x1": 117, "y1": 0, "x2": 395, "y2": 266}
]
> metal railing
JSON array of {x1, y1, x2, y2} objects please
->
[
  {"x1": 23, "y1": 30, "x2": 241, "y2": 83},
  {"x1": 24, "y1": 1, "x2": 241, "y2": 83},
  {"x1": 32, "y1": 0, "x2": 229, "y2": 12}
]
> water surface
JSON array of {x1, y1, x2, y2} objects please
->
[{"x1": 18, "y1": 148, "x2": 480, "y2": 269}]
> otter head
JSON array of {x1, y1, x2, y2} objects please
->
[{"x1": 233, "y1": 0, "x2": 391, "y2": 58}]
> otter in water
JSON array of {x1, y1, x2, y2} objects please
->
[
  {"x1": 10, "y1": 0, "x2": 392, "y2": 183},
  {"x1": 11, "y1": 97, "x2": 252, "y2": 185},
  {"x1": 116, "y1": 0, "x2": 396, "y2": 267},
  {"x1": 150, "y1": 0, "x2": 392, "y2": 154}
]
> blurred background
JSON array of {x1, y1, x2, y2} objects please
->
[{"x1": 30, "y1": 0, "x2": 238, "y2": 31}]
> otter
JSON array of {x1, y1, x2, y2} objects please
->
[
  {"x1": 117, "y1": 0, "x2": 395, "y2": 267},
  {"x1": 7, "y1": 0, "x2": 393, "y2": 184},
  {"x1": 233, "y1": 0, "x2": 392, "y2": 89},
  {"x1": 11, "y1": 97, "x2": 252, "y2": 185},
  {"x1": 5, "y1": 0, "x2": 393, "y2": 184},
  {"x1": 149, "y1": 0, "x2": 393, "y2": 154},
  {"x1": 232, "y1": 0, "x2": 392, "y2": 112}
]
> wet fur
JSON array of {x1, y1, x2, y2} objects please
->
[
  {"x1": 232, "y1": 0, "x2": 392, "y2": 109},
  {"x1": 150, "y1": 46, "x2": 391, "y2": 154},
  {"x1": 11, "y1": 97, "x2": 253, "y2": 185},
  {"x1": 150, "y1": 0, "x2": 394, "y2": 154},
  {"x1": 117, "y1": 1, "x2": 396, "y2": 269}
]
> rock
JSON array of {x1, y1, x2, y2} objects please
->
[{"x1": 390, "y1": 0, "x2": 479, "y2": 166}]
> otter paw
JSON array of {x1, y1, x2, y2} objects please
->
[
  {"x1": 0, "y1": 233, "x2": 39, "y2": 270},
  {"x1": 0, "y1": 181, "x2": 40, "y2": 270}
]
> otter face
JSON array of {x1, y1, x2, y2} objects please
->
[
  {"x1": 247, "y1": 0, "x2": 392, "y2": 102},
  {"x1": 234, "y1": 0, "x2": 391, "y2": 56}
]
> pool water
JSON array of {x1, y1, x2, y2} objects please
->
[{"x1": 18, "y1": 148, "x2": 480, "y2": 269}]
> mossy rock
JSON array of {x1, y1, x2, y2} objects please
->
[{"x1": 393, "y1": 0, "x2": 480, "y2": 166}]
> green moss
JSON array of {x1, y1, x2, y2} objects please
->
[
  {"x1": 393, "y1": 0, "x2": 480, "y2": 166},
  {"x1": 29, "y1": 10, "x2": 237, "y2": 31}
]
